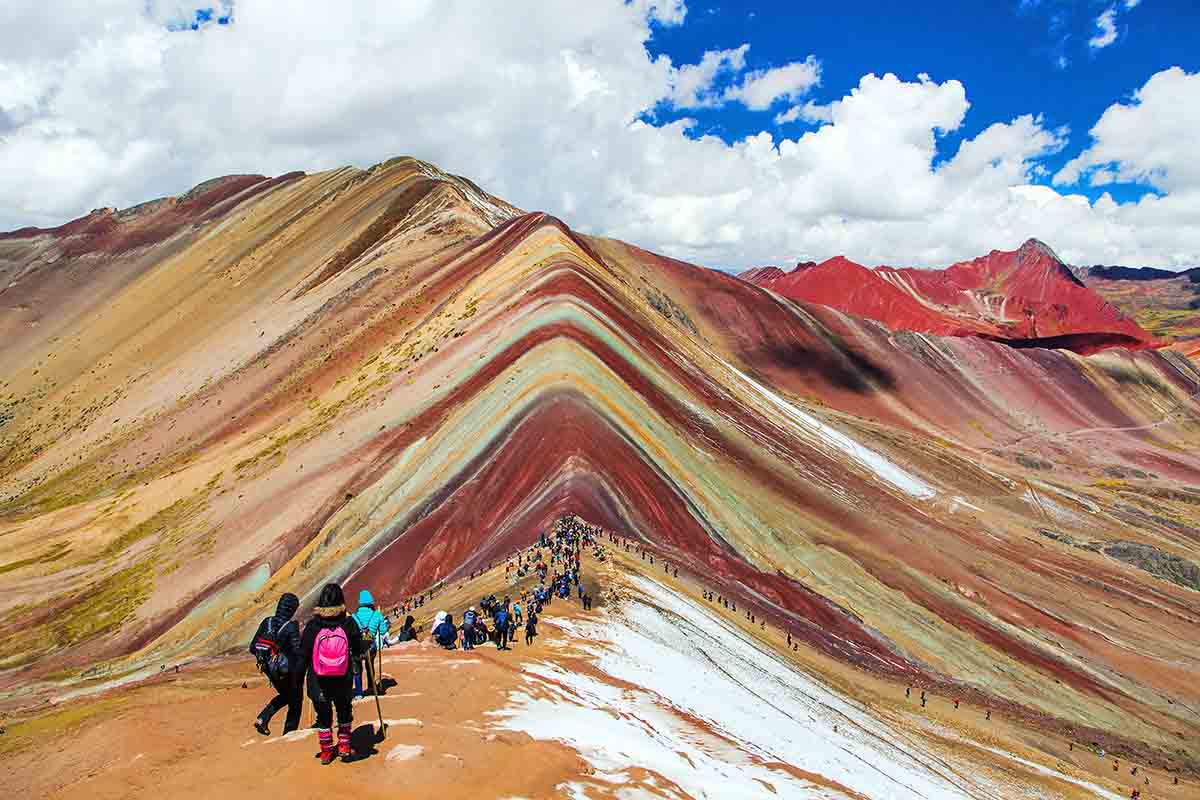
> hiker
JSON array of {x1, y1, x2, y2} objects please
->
[
  {"x1": 513, "y1": 601, "x2": 522, "y2": 627},
  {"x1": 433, "y1": 612, "x2": 457, "y2": 649},
  {"x1": 462, "y1": 607, "x2": 478, "y2": 651},
  {"x1": 525, "y1": 609, "x2": 538, "y2": 645},
  {"x1": 351, "y1": 589, "x2": 390, "y2": 697},
  {"x1": 392, "y1": 615, "x2": 418, "y2": 643},
  {"x1": 298, "y1": 583, "x2": 367, "y2": 765},
  {"x1": 494, "y1": 604, "x2": 512, "y2": 650},
  {"x1": 249, "y1": 592, "x2": 303, "y2": 736}
]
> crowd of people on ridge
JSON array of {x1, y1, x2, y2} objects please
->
[{"x1": 246, "y1": 515, "x2": 606, "y2": 764}]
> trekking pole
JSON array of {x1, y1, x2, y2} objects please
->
[{"x1": 364, "y1": 653, "x2": 386, "y2": 740}]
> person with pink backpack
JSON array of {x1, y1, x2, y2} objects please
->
[{"x1": 298, "y1": 583, "x2": 367, "y2": 764}]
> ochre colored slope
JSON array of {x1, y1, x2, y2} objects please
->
[
  {"x1": 740, "y1": 239, "x2": 1160, "y2": 354},
  {"x1": 1081, "y1": 267, "x2": 1200, "y2": 362},
  {"x1": 1, "y1": 158, "x2": 1199, "y2": 779}
]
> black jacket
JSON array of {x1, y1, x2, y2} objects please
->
[
  {"x1": 249, "y1": 593, "x2": 302, "y2": 674},
  {"x1": 297, "y1": 608, "x2": 365, "y2": 686},
  {"x1": 395, "y1": 615, "x2": 418, "y2": 642}
]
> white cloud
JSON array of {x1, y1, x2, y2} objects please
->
[
  {"x1": 1088, "y1": 8, "x2": 1118, "y2": 49},
  {"x1": 1055, "y1": 67, "x2": 1200, "y2": 193},
  {"x1": 1123, "y1": 0, "x2": 1140, "y2": 8},
  {"x1": 668, "y1": 44, "x2": 749, "y2": 108},
  {"x1": 774, "y1": 100, "x2": 832, "y2": 125},
  {"x1": 631, "y1": 0, "x2": 688, "y2": 26},
  {"x1": 724, "y1": 57, "x2": 821, "y2": 110},
  {"x1": 0, "y1": 2, "x2": 1197, "y2": 270}
]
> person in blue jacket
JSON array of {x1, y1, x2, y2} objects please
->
[
  {"x1": 433, "y1": 612, "x2": 457, "y2": 648},
  {"x1": 351, "y1": 589, "x2": 389, "y2": 697},
  {"x1": 493, "y1": 605, "x2": 511, "y2": 650}
]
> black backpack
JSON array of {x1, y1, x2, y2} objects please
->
[{"x1": 251, "y1": 618, "x2": 291, "y2": 680}]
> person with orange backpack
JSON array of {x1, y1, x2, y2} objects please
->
[{"x1": 298, "y1": 583, "x2": 367, "y2": 765}]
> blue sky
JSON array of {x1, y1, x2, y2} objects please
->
[{"x1": 643, "y1": 0, "x2": 1197, "y2": 205}]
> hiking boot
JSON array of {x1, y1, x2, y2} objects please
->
[
  {"x1": 337, "y1": 723, "x2": 353, "y2": 761},
  {"x1": 253, "y1": 717, "x2": 270, "y2": 737},
  {"x1": 317, "y1": 728, "x2": 335, "y2": 765}
]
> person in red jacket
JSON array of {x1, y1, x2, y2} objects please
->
[{"x1": 297, "y1": 583, "x2": 366, "y2": 764}]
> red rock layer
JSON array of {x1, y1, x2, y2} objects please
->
[{"x1": 740, "y1": 240, "x2": 1159, "y2": 354}]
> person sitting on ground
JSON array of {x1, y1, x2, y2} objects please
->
[
  {"x1": 297, "y1": 582, "x2": 366, "y2": 765},
  {"x1": 249, "y1": 592, "x2": 303, "y2": 736},
  {"x1": 351, "y1": 589, "x2": 390, "y2": 698},
  {"x1": 433, "y1": 612, "x2": 457, "y2": 649},
  {"x1": 391, "y1": 615, "x2": 418, "y2": 643}
]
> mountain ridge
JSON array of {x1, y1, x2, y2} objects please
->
[{"x1": 739, "y1": 238, "x2": 1159, "y2": 354}]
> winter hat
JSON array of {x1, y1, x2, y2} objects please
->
[
  {"x1": 435, "y1": 610, "x2": 447, "y2": 625},
  {"x1": 274, "y1": 592, "x2": 300, "y2": 622},
  {"x1": 358, "y1": 588, "x2": 375, "y2": 607}
]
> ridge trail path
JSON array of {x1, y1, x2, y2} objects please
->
[{"x1": 1006, "y1": 381, "x2": 1200, "y2": 448}]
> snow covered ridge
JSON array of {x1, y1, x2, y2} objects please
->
[
  {"x1": 722, "y1": 359, "x2": 937, "y2": 500},
  {"x1": 492, "y1": 575, "x2": 1117, "y2": 799}
]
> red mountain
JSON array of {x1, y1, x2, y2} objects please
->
[{"x1": 739, "y1": 239, "x2": 1160, "y2": 354}]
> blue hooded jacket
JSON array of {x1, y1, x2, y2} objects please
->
[{"x1": 352, "y1": 589, "x2": 390, "y2": 644}]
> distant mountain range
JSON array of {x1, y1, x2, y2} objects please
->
[{"x1": 737, "y1": 240, "x2": 1160, "y2": 355}]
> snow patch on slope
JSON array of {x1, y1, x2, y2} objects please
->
[
  {"x1": 494, "y1": 575, "x2": 1008, "y2": 798},
  {"x1": 724, "y1": 360, "x2": 937, "y2": 499}
]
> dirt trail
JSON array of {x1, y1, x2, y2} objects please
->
[{"x1": 2, "y1": 640, "x2": 594, "y2": 800}]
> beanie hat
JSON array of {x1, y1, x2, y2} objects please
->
[{"x1": 274, "y1": 592, "x2": 300, "y2": 622}]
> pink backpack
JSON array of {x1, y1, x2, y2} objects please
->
[{"x1": 312, "y1": 625, "x2": 350, "y2": 676}]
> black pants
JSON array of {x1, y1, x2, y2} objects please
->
[
  {"x1": 311, "y1": 674, "x2": 354, "y2": 729},
  {"x1": 525, "y1": 628, "x2": 534, "y2": 645},
  {"x1": 259, "y1": 672, "x2": 302, "y2": 733},
  {"x1": 496, "y1": 625, "x2": 509, "y2": 649}
]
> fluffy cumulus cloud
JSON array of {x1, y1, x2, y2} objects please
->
[
  {"x1": 1055, "y1": 67, "x2": 1200, "y2": 192},
  {"x1": 0, "y1": 0, "x2": 1197, "y2": 269}
]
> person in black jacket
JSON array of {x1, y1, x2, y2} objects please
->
[
  {"x1": 249, "y1": 592, "x2": 303, "y2": 736},
  {"x1": 297, "y1": 583, "x2": 366, "y2": 764},
  {"x1": 393, "y1": 615, "x2": 418, "y2": 643}
]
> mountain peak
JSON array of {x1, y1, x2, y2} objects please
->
[{"x1": 1014, "y1": 237, "x2": 1085, "y2": 287}]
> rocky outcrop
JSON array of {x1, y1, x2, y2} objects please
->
[{"x1": 1103, "y1": 540, "x2": 1200, "y2": 591}]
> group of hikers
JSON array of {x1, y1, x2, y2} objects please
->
[
  {"x1": 247, "y1": 515, "x2": 604, "y2": 764},
  {"x1": 430, "y1": 516, "x2": 600, "y2": 651},
  {"x1": 247, "y1": 584, "x2": 404, "y2": 764}
]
